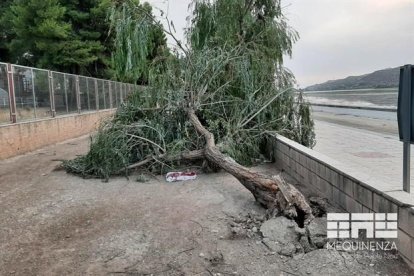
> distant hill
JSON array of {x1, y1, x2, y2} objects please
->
[{"x1": 305, "y1": 67, "x2": 400, "y2": 91}]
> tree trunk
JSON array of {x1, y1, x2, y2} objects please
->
[{"x1": 187, "y1": 108, "x2": 314, "y2": 225}]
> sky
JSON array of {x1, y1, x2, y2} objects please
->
[{"x1": 147, "y1": 0, "x2": 413, "y2": 88}]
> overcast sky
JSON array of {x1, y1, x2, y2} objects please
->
[{"x1": 147, "y1": 0, "x2": 413, "y2": 87}]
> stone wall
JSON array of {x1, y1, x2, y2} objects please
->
[
  {"x1": 0, "y1": 110, "x2": 115, "y2": 159},
  {"x1": 267, "y1": 134, "x2": 414, "y2": 268}
]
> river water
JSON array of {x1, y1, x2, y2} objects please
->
[
  {"x1": 304, "y1": 88, "x2": 398, "y2": 108},
  {"x1": 304, "y1": 88, "x2": 398, "y2": 121}
]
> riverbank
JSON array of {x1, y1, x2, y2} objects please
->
[{"x1": 313, "y1": 110, "x2": 398, "y2": 136}]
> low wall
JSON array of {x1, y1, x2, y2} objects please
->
[
  {"x1": 0, "y1": 110, "x2": 115, "y2": 159},
  {"x1": 267, "y1": 134, "x2": 414, "y2": 268}
]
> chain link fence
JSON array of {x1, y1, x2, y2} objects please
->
[{"x1": 0, "y1": 62, "x2": 136, "y2": 124}]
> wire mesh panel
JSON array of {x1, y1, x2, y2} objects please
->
[
  {"x1": 1, "y1": 63, "x2": 135, "y2": 123},
  {"x1": 104, "y1": 81, "x2": 111, "y2": 109},
  {"x1": 119, "y1": 83, "x2": 123, "y2": 105},
  {"x1": 120, "y1": 83, "x2": 125, "y2": 104},
  {"x1": 52, "y1": 72, "x2": 67, "y2": 115},
  {"x1": 111, "y1": 82, "x2": 116, "y2": 107},
  {"x1": 32, "y1": 68, "x2": 51, "y2": 118},
  {"x1": 79, "y1": 76, "x2": 89, "y2": 111},
  {"x1": 112, "y1": 82, "x2": 121, "y2": 107},
  {"x1": 65, "y1": 74, "x2": 78, "y2": 113},
  {"x1": 128, "y1": 84, "x2": 132, "y2": 98},
  {"x1": 13, "y1": 65, "x2": 36, "y2": 121},
  {"x1": 97, "y1": 80, "x2": 105, "y2": 110},
  {"x1": 87, "y1": 78, "x2": 97, "y2": 110},
  {"x1": 124, "y1": 84, "x2": 128, "y2": 102},
  {"x1": 109, "y1": 81, "x2": 117, "y2": 108},
  {"x1": 0, "y1": 63, "x2": 10, "y2": 124},
  {"x1": 112, "y1": 81, "x2": 121, "y2": 107},
  {"x1": 107, "y1": 81, "x2": 116, "y2": 108}
]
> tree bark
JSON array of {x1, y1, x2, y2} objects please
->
[{"x1": 187, "y1": 108, "x2": 313, "y2": 225}]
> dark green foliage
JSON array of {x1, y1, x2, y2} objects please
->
[
  {"x1": 1, "y1": 0, "x2": 167, "y2": 80},
  {"x1": 64, "y1": 87, "x2": 201, "y2": 178},
  {"x1": 4, "y1": 0, "x2": 112, "y2": 75},
  {"x1": 7, "y1": 0, "x2": 70, "y2": 67},
  {"x1": 59, "y1": 0, "x2": 109, "y2": 76},
  {"x1": 0, "y1": 0, "x2": 14, "y2": 61},
  {"x1": 63, "y1": 123, "x2": 132, "y2": 180},
  {"x1": 6, "y1": 0, "x2": 71, "y2": 67}
]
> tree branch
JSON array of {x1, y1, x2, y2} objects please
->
[{"x1": 126, "y1": 149, "x2": 205, "y2": 171}]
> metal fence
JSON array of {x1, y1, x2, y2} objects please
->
[{"x1": 0, "y1": 63, "x2": 136, "y2": 124}]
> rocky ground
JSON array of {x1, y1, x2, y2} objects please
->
[{"x1": 0, "y1": 135, "x2": 412, "y2": 275}]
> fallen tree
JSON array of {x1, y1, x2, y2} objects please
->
[
  {"x1": 187, "y1": 108, "x2": 313, "y2": 223},
  {"x1": 64, "y1": 0, "x2": 316, "y2": 224}
]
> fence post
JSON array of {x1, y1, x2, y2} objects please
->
[
  {"x1": 119, "y1": 82, "x2": 124, "y2": 104},
  {"x1": 63, "y1": 74, "x2": 68, "y2": 113},
  {"x1": 109, "y1": 81, "x2": 113, "y2": 108},
  {"x1": 49, "y1": 71, "x2": 56, "y2": 117},
  {"x1": 86, "y1": 78, "x2": 90, "y2": 110},
  {"x1": 6, "y1": 63, "x2": 16, "y2": 123},
  {"x1": 30, "y1": 68, "x2": 37, "y2": 118},
  {"x1": 94, "y1": 79, "x2": 99, "y2": 110},
  {"x1": 112, "y1": 82, "x2": 115, "y2": 107},
  {"x1": 122, "y1": 84, "x2": 125, "y2": 103},
  {"x1": 114, "y1": 83, "x2": 118, "y2": 107},
  {"x1": 102, "y1": 81, "x2": 107, "y2": 109},
  {"x1": 76, "y1": 76, "x2": 81, "y2": 113}
]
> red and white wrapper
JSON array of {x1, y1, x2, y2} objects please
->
[{"x1": 166, "y1": 171, "x2": 197, "y2": 182}]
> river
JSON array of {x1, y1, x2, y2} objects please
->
[{"x1": 304, "y1": 88, "x2": 398, "y2": 121}]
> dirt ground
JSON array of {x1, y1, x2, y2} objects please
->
[{"x1": 0, "y1": 135, "x2": 412, "y2": 275}]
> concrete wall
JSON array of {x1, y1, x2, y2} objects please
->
[
  {"x1": 0, "y1": 110, "x2": 115, "y2": 159},
  {"x1": 267, "y1": 134, "x2": 414, "y2": 268}
]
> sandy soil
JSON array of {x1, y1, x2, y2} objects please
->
[{"x1": 0, "y1": 135, "x2": 412, "y2": 275}]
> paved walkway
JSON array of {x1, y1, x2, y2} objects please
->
[{"x1": 314, "y1": 120, "x2": 413, "y2": 192}]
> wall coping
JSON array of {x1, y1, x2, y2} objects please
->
[
  {"x1": 0, "y1": 109, "x2": 116, "y2": 160},
  {"x1": 270, "y1": 133, "x2": 414, "y2": 209},
  {"x1": 0, "y1": 109, "x2": 116, "y2": 129}
]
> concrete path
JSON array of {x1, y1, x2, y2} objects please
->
[
  {"x1": 1, "y1": 135, "x2": 412, "y2": 275},
  {"x1": 314, "y1": 119, "x2": 412, "y2": 192}
]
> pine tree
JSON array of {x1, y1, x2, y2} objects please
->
[
  {"x1": 3, "y1": 0, "x2": 167, "y2": 80},
  {"x1": 7, "y1": 0, "x2": 109, "y2": 74},
  {"x1": 3, "y1": 0, "x2": 110, "y2": 76},
  {"x1": 0, "y1": 0, "x2": 14, "y2": 61},
  {"x1": 60, "y1": 0, "x2": 112, "y2": 76},
  {"x1": 7, "y1": 0, "x2": 71, "y2": 67}
]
